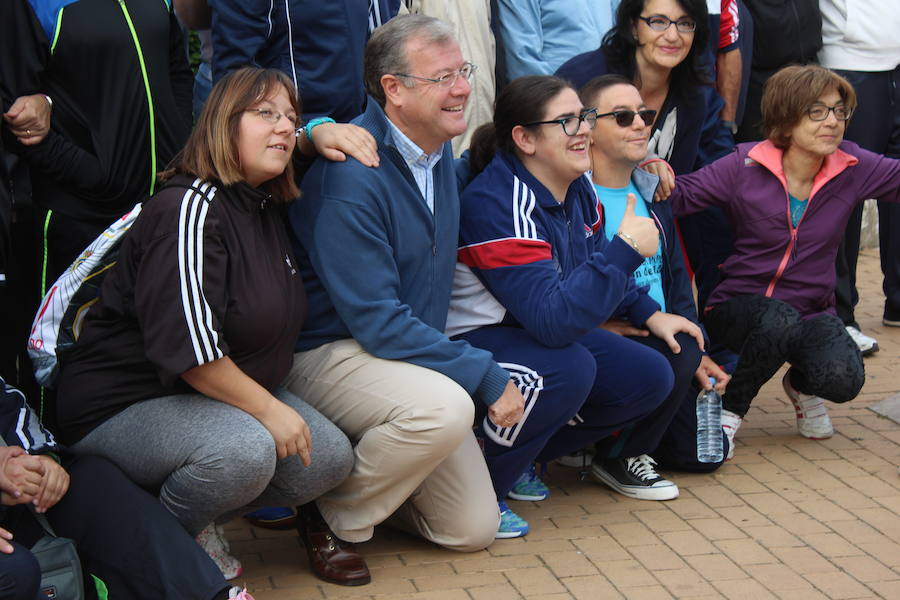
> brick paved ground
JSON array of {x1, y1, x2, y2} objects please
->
[{"x1": 231, "y1": 248, "x2": 900, "y2": 600}]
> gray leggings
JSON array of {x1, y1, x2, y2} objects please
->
[{"x1": 73, "y1": 388, "x2": 353, "y2": 536}]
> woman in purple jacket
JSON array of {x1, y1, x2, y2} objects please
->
[{"x1": 668, "y1": 65, "x2": 900, "y2": 457}]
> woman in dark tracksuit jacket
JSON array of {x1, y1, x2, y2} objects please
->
[{"x1": 447, "y1": 76, "x2": 704, "y2": 538}]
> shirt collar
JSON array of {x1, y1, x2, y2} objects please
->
[{"x1": 386, "y1": 119, "x2": 443, "y2": 169}]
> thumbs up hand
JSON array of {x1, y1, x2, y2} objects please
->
[{"x1": 616, "y1": 194, "x2": 659, "y2": 258}]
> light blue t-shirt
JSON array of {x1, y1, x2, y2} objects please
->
[
  {"x1": 789, "y1": 193, "x2": 808, "y2": 228},
  {"x1": 596, "y1": 182, "x2": 667, "y2": 312}
]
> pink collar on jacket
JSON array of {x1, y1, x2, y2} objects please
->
[{"x1": 747, "y1": 139, "x2": 859, "y2": 200}]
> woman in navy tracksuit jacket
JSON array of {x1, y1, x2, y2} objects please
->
[{"x1": 447, "y1": 76, "x2": 703, "y2": 535}]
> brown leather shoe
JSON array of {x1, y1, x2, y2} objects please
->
[{"x1": 297, "y1": 503, "x2": 371, "y2": 586}]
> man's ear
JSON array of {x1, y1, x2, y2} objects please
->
[
  {"x1": 512, "y1": 125, "x2": 537, "y2": 156},
  {"x1": 382, "y1": 74, "x2": 405, "y2": 109}
]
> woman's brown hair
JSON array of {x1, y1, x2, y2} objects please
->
[
  {"x1": 761, "y1": 65, "x2": 857, "y2": 149},
  {"x1": 160, "y1": 67, "x2": 301, "y2": 202}
]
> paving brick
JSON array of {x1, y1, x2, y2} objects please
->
[
  {"x1": 769, "y1": 546, "x2": 839, "y2": 575},
  {"x1": 737, "y1": 492, "x2": 799, "y2": 516},
  {"x1": 866, "y1": 580, "x2": 900, "y2": 598},
  {"x1": 505, "y1": 566, "x2": 568, "y2": 597},
  {"x1": 855, "y1": 540, "x2": 900, "y2": 568},
  {"x1": 595, "y1": 559, "x2": 661, "y2": 588},
  {"x1": 628, "y1": 544, "x2": 689, "y2": 571},
  {"x1": 712, "y1": 473, "x2": 769, "y2": 494},
  {"x1": 604, "y1": 521, "x2": 664, "y2": 548},
  {"x1": 715, "y1": 506, "x2": 775, "y2": 528},
  {"x1": 832, "y1": 556, "x2": 900, "y2": 583},
  {"x1": 620, "y1": 585, "x2": 675, "y2": 599},
  {"x1": 710, "y1": 578, "x2": 778, "y2": 599},
  {"x1": 489, "y1": 539, "x2": 575, "y2": 557},
  {"x1": 741, "y1": 525, "x2": 803, "y2": 549},
  {"x1": 654, "y1": 567, "x2": 719, "y2": 598},
  {"x1": 683, "y1": 553, "x2": 747, "y2": 581},
  {"x1": 657, "y1": 530, "x2": 719, "y2": 556},
  {"x1": 663, "y1": 498, "x2": 721, "y2": 520},
  {"x1": 539, "y1": 551, "x2": 600, "y2": 578},
  {"x1": 571, "y1": 535, "x2": 632, "y2": 562},
  {"x1": 632, "y1": 509, "x2": 692, "y2": 533},
  {"x1": 413, "y1": 571, "x2": 507, "y2": 593},
  {"x1": 559, "y1": 574, "x2": 623, "y2": 600},
  {"x1": 767, "y1": 512, "x2": 832, "y2": 536},
  {"x1": 797, "y1": 533, "x2": 865, "y2": 558},
  {"x1": 690, "y1": 484, "x2": 745, "y2": 508},
  {"x1": 743, "y1": 564, "x2": 817, "y2": 593},
  {"x1": 688, "y1": 518, "x2": 747, "y2": 541},
  {"x1": 714, "y1": 538, "x2": 778, "y2": 565},
  {"x1": 801, "y1": 571, "x2": 875, "y2": 599},
  {"x1": 467, "y1": 584, "x2": 526, "y2": 600},
  {"x1": 454, "y1": 554, "x2": 543, "y2": 573}
]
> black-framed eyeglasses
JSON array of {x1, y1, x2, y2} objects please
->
[
  {"x1": 595, "y1": 109, "x2": 657, "y2": 127},
  {"x1": 523, "y1": 108, "x2": 599, "y2": 136},
  {"x1": 245, "y1": 108, "x2": 299, "y2": 127},
  {"x1": 392, "y1": 62, "x2": 477, "y2": 88},
  {"x1": 638, "y1": 15, "x2": 697, "y2": 33},
  {"x1": 807, "y1": 104, "x2": 852, "y2": 121}
]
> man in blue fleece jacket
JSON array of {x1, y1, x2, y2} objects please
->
[{"x1": 285, "y1": 14, "x2": 524, "y2": 565}]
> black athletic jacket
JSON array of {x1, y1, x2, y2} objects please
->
[{"x1": 0, "y1": 0, "x2": 192, "y2": 222}]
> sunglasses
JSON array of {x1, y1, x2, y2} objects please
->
[{"x1": 596, "y1": 109, "x2": 657, "y2": 127}]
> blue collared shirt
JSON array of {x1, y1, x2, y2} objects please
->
[{"x1": 386, "y1": 120, "x2": 443, "y2": 213}]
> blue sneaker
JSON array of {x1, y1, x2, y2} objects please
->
[
  {"x1": 507, "y1": 464, "x2": 550, "y2": 501},
  {"x1": 243, "y1": 506, "x2": 297, "y2": 529},
  {"x1": 496, "y1": 501, "x2": 529, "y2": 538}
]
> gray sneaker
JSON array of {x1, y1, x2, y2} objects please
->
[{"x1": 845, "y1": 325, "x2": 878, "y2": 356}]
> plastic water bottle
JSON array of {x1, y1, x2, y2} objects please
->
[{"x1": 696, "y1": 378, "x2": 724, "y2": 463}]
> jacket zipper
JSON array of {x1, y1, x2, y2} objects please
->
[
  {"x1": 117, "y1": 0, "x2": 158, "y2": 194},
  {"x1": 764, "y1": 188, "x2": 809, "y2": 297}
]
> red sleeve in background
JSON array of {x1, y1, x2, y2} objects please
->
[{"x1": 718, "y1": 0, "x2": 739, "y2": 50}]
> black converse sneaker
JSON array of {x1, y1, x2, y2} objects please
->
[{"x1": 590, "y1": 454, "x2": 679, "y2": 500}]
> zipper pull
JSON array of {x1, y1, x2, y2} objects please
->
[{"x1": 790, "y1": 229, "x2": 798, "y2": 261}]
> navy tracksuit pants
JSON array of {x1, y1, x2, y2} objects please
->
[{"x1": 459, "y1": 327, "x2": 701, "y2": 500}]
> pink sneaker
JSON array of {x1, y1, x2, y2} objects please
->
[
  {"x1": 228, "y1": 587, "x2": 256, "y2": 599},
  {"x1": 782, "y1": 372, "x2": 833, "y2": 439},
  {"x1": 196, "y1": 524, "x2": 243, "y2": 580}
]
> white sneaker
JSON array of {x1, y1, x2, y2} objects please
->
[
  {"x1": 845, "y1": 325, "x2": 878, "y2": 356},
  {"x1": 782, "y1": 372, "x2": 833, "y2": 440},
  {"x1": 721, "y1": 409, "x2": 742, "y2": 460},
  {"x1": 196, "y1": 523, "x2": 243, "y2": 580}
]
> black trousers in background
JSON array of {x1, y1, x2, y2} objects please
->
[
  {"x1": 833, "y1": 66, "x2": 900, "y2": 326},
  {"x1": 704, "y1": 295, "x2": 864, "y2": 417}
]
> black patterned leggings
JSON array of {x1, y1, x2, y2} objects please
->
[{"x1": 704, "y1": 294, "x2": 864, "y2": 417}]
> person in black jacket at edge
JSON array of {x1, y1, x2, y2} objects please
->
[{"x1": 0, "y1": 0, "x2": 193, "y2": 430}]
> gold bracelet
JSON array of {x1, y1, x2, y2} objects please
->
[{"x1": 617, "y1": 231, "x2": 641, "y2": 254}]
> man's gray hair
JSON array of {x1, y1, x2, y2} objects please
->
[{"x1": 364, "y1": 14, "x2": 456, "y2": 107}]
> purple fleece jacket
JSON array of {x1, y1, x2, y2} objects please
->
[{"x1": 669, "y1": 140, "x2": 900, "y2": 318}]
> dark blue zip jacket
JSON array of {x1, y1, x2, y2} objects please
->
[
  {"x1": 290, "y1": 97, "x2": 510, "y2": 406},
  {"x1": 210, "y1": 0, "x2": 401, "y2": 122},
  {"x1": 453, "y1": 151, "x2": 660, "y2": 348}
]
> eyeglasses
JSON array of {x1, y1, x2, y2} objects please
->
[
  {"x1": 523, "y1": 108, "x2": 599, "y2": 136},
  {"x1": 638, "y1": 15, "x2": 697, "y2": 33},
  {"x1": 595, "y1": 109, "x2": 657, "y2": 127},
  {"x1": 807, "y1": 104, "x2": 852, "y2": 121},
  {"x1": 392, "y1": 62, "x2": 477, "y2": 88},
  {"x1": 245, "y1": 108, "x2": 299, "y2": 127}
]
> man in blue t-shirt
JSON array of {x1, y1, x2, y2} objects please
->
[{"x1": 580, "y1": 74, "x2": 734, "y2": 469}]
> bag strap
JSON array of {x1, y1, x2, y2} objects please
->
[{"x1": 0, "y1": 436, "x2": 58, "y2": 537}]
